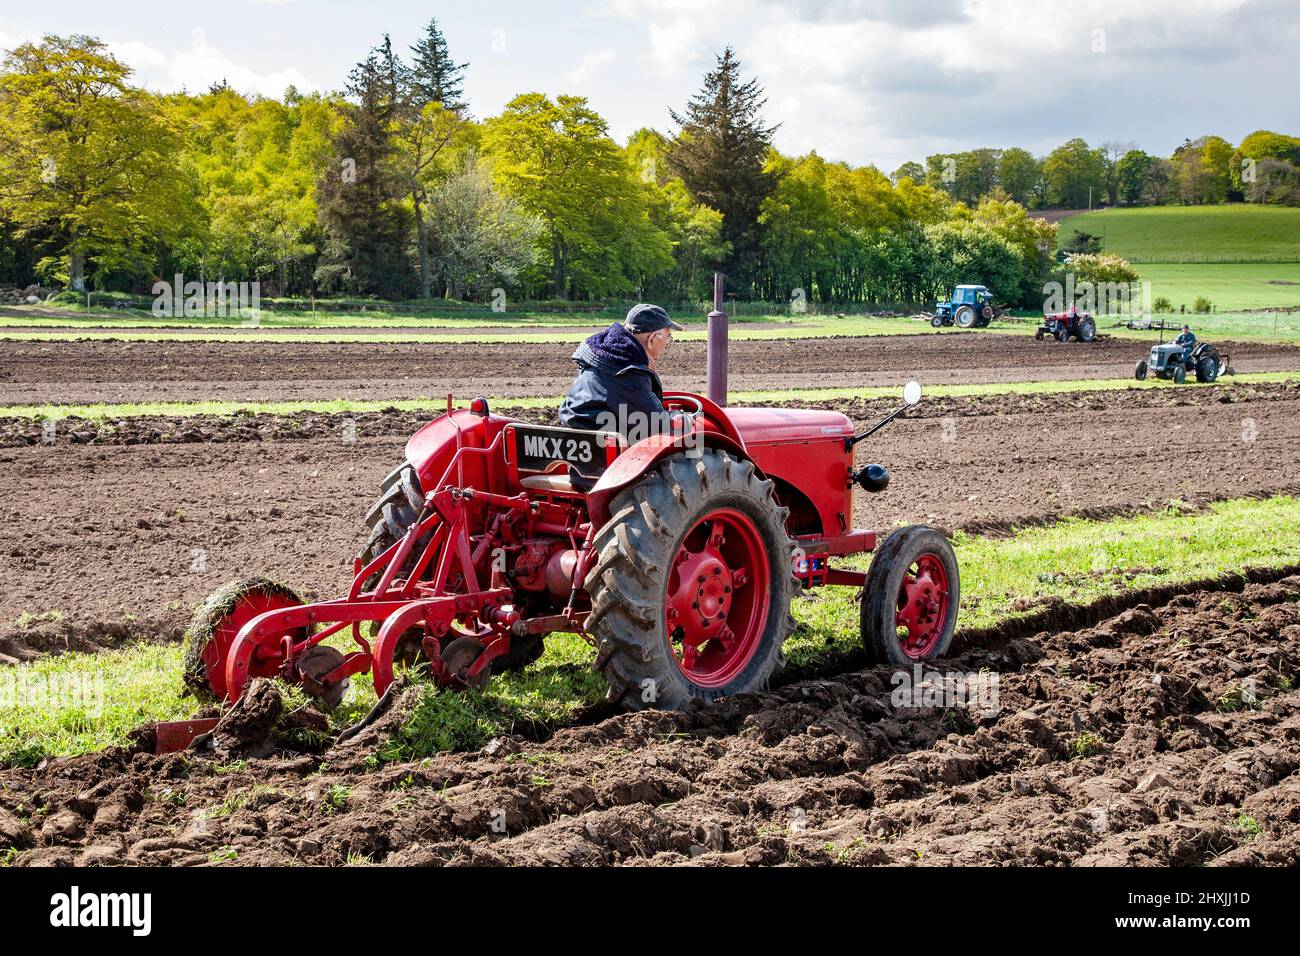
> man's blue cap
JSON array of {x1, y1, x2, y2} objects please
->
[{"x1": 624, "y1": 303, "x2": 683, "y2": 333}]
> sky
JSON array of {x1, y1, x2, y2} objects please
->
[{"x1": 3, "y1": 0, "x2": 1298, "y2": 173}]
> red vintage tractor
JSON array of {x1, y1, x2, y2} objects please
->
[
  {"x1": 180, "y1": 383, "x2": 958, "y2": 722},
  {"x1": 1036, "y1": 309, "x2": 1097, "y2": 343}
]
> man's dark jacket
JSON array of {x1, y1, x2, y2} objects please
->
[{"x1": 559, "y1": 323, "x2": 668, "y2": 435}]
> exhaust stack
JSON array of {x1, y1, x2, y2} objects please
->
[{"x1": 706, "y1": 271, "x2": 728, "y2": 406}]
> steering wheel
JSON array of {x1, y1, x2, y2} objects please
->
[{"x1": 664, "y1": 394, "x2": 705, "y2": 416}]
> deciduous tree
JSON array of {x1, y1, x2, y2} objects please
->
[{"x1": 0, "y1": 35, "x2": 193, "y2": 290}]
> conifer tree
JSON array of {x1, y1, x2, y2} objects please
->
[
  {"x1": 667, "y1": 48, "x2": 776, "y2": 292},
  {"x1": 409, "y1": 18, "x2": 468, "y2": 111}
]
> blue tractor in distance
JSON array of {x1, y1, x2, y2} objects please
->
[{"x1": 928, "y1": 284, "x2": 1009, "y2": 329}]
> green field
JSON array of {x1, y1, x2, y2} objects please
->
[
  {"x1": 1057, "y1": 205, "x2": 1300, "y2": 263},
  {"x1": 1099, "y1": 308, "x2": 1300, "y2": 343},
  {"x1": 1131, "y1": 263, "x2": 1300, "y2": 313},
  {"x1": 4, "y1": 494, "x2": 1299, "y2": 767}
]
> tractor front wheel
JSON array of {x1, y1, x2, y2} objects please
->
[
  {"x1": 1174, "y1": 366, "x2": 1186, "y2": 385},
  {"x1": 586, "y1": 449, "x2": 798, "y2": 710},
  {"x1": 1135, "y1": 360, "x2": 1148, "y2": 381},
  {"x1": 860, "y1": 527, "x2": 959, "y2": 666}
]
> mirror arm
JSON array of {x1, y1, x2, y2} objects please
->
[{"x1": 846, "y1": 401, "x2": 911, "y2": 450}]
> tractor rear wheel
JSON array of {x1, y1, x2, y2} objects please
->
[
  {"x1": 586, "y1": 448, "x2": 798, "y2": 710},
  {"x1": 360, "y1": 463, "x2": 428, "y2": 583},
  {"x1": 954, "y1": 305, "x2": 976, "y2": 329},
  {"x1": 359, "y1": 462, "x2": 544, "y2": 674},
  {"x1": 1077, "y1": 317, "x2": 1097, "y2": 342},
  {"x1": 1196, "y1": 354, "x2": 1220, "y2": 383},
  {"x1": 860, "y1": 526, "x2": 959, "y2": 666}
]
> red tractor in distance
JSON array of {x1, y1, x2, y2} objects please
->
[
  {"x1": 181, "y1": 383, "x2": 959, "y2": 723},
  {"x1": 1036, "y1": 308, "x2": 1097, "y2": 343}
]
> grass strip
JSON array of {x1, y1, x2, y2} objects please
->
[
  {"x1": 3, "y1": 494, "x2": 1298, "y2": 767},
  {"x1": 1, "y1": 371, "x2": 1295, "y2": 422}
]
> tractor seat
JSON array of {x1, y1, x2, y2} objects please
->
[
  {"x1": 518, "y1": 472, "x2": 592, "y2": 496},
  {"x1": 520, "y1": 473, "x2": 573, "y2": 493}
]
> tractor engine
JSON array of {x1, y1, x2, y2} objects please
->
[{"x1": 724, "y1": 407, "x2": 856, "y2": 536}]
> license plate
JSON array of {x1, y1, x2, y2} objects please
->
[{"x1": 509, "y1": 424, "x2": 617, "y2": 479}]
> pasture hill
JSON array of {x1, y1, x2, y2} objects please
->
[{"x1": 1057, "y1": 205, "x2": 1300, "y2": 312}]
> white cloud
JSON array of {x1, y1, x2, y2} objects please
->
[
  {"x1": 618, "y1": 0, "x2": 1297, "y2": 172},
  {"x1": 105, "y1": 30, "x2": 322, "y2": 98},
  {"x1": 598, "y1": 0, "x2": 758, "y2": 73},
  {"x1": 569, "y1": 48, "x2": 618, "y2": 83}
]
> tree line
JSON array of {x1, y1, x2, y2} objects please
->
[
  {"x1": 895, "y1": 131, "x2": 1300, "y2": 210},
  {"x1": 2, "y1": 26, "x2": 1292, "y2": 308}
]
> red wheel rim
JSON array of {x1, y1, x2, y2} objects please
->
[
  {"x1": 895, "y1": 553, "x2": 951, "y2": 659},
  {"x1": 202, "y1": 591, "x2": 299, "y2": 699},
  {"x1": 664, "y1": 508, "x2": 771, "y2": 688}
]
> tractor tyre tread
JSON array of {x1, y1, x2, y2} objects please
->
[
  {"x1": 586, "y1": 448, "x2": 798, "y2": 711},
  {"x1": 860, "y1": 526, "x2": 959, "y2": 667},
  {"x1": 360, "y1": 463, "x2": 428, "y2": 577}
]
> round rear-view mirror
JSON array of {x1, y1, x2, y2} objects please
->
[{"x1": 903, "y1": 380, "x2": 922, "y2": 405}]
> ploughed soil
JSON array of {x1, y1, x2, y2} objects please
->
[
  {"x1": 3, "y1": 333, "x2": 1299, "y2": 406},
  {"x1": 1, "y1": 381, "x2": 1298, "y2": 660},
  {"x1": 3, "y1": 571, "x2": 1297, "y2": 866}
]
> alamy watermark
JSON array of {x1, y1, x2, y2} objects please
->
[
  {"x1": 891, "y1": 663, "x2": 1000, "y2": 718},
  {"x1": 1043, "y1": 274, "x2": 1152, "y2": 319},
  {"x1": 0, "y1": 668, "x2": 105, "y2": 718},
  {"x1": 152, "y1": 274, "x2": 261, "y2": 323},
  {"x1": 592, "y1": 405, "x2": 702, "y2": 454},
  {"x1": 49, "y1": 886, "x2": 151, "y2": 936}
]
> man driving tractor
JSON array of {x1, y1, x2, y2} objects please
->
[
  {"x1": 1176, "y1": 324, "x2": 1197, "y2": 363},
  {"x1": 560, "y1": 303, "x2": 689, "y2": 442}
]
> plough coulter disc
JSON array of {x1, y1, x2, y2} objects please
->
[
  {"x1": 297, "y1": 645, "x2": 349, "y2": 711},
  {"x1": 586, "y1": 448, "x2": 799, "y2": 710},
  {"x1": 439, "y1": 636, "x2": 490, "y2": 690},
  {"x1": 182, "y1": 577, "x2": 306, "y2": 701}
]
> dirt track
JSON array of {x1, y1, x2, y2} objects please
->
[
  {"x1": 4, "y1": 333, "x2": 1300, "y2": 405},
  {"x1": 3, "y1": 571, "x2": 1297, "y2": 866},
  {"x1": 1, "y1": 383, "x2": 1298, "y2": 658}
]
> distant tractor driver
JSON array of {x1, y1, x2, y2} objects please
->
[{"x1": 1175, "y1": 323, "x2": 1197, "y2": 362}]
